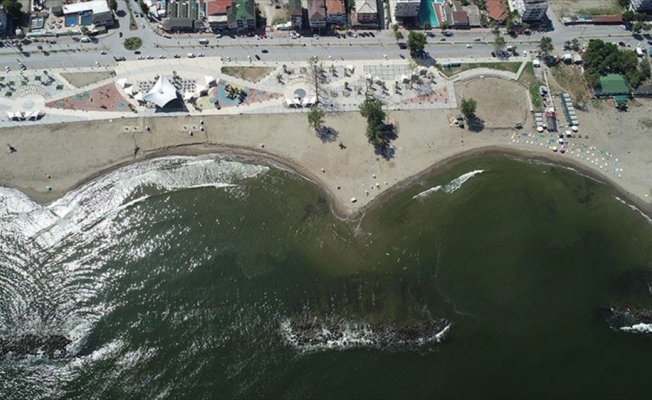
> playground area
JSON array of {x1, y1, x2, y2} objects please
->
[
  {"x1": 46, "y1": 83, "x2": 131, "y2": 112},
  {"x1": 195, "y1": 81, "x2": 282, "y2": 110}
]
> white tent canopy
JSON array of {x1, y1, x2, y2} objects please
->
[
  {"x1": 346, "y1": 65, "x2": 355, "y2": 72},
  {"x1": 183, "y1": 91, "x2": 195, "y2": 101},
  {"x1": 204, "y1": 76, "x2": 215, "y2": 85},
  {"x1": 142, "y1": 76, "x2": 178, "y2": 107},
  {"x1": 134, "y1": 92, "x2": 144, "y2": 101},
  {"x1": 117, "y1": 78, "x2": 128, "y2": 88},
  {"x1": 124, "y1": 85, "x2": 134, "y2": 96},
  {"x1": 195, "y1": 84, "x2": 208, "y2": 96}
]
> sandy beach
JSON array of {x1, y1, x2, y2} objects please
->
[{"x1": 1, "y1": 90, "x2": 652, "y2": 219}]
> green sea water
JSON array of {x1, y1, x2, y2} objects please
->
[{"x1": 1, "y1": 155, "x2": 652, "y2": 399}]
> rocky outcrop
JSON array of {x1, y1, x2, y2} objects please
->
[{"x1": 0, "y1": 334, "x2": 72, "y2": 359}]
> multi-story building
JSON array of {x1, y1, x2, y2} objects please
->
[
  {"x1": 512, "y1": 0, "x2": 548, "y2": 21},
  {"x1": 394, "y1": 0, "x2": 420, "y2": 19},
  {"x1": 308, "y1": 0, "x2": 327, "y2": 29},
  {"x1": 325, "y1": 0, "x2": 347, "y2": 25},
  {"x1": 355, "y1": 0, "x2": 377, "y2": 24},
  {"x1": 167, "y1": 0, "x2": 201, "y2": 20},
  {"x1": 486, "y1": 0, "x2": 508, "y2": 23},
  {"x1": 205, "y1": 0, "x2": 231, "y2": 29},
  {"x1": 227, "y1": 0, "x2": 256, "y2": 30},
  {"x1": 288, "y1": 0, "x2": 303, "y2": 29},
  {"x1": 631, "y1": 0, "x2": 652, "y2": 12}
]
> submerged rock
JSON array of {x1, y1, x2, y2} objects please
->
[
  {"x1": 280, "y1": 316, "x2": 451, "y2": 351},
  {"x1": 599, "y1": 306, "x2": 652, "y2": 334},
  {"x1": 0, "y1": 334, "x2": 72, "y2": 359}
]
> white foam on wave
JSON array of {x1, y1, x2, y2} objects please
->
[
  {"x1": 620, "y1": 323, "x2": 652, "y2": 334},
  {"x1": 280, "y1": 318, "x2": 451, "y2": 353},
  {"x1": 413, "y1": 170, "x2": 484, "y2": 200},
  {"x1": 0, "y1": 155, "x2": 268, "y2": 249},
  {"x1": 614, "y1": 196, "x2": 652, "y2": 225}
]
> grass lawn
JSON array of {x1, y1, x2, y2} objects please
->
[
  {"x1": 518, "y1": 62, "x2": 543, "y2": 110},
  {"x1": 437, "y1": 62, "x2": 521, "y2": 77},
  {"x1": 220, "y1": 66, "x2": 274, "y2": 83}
]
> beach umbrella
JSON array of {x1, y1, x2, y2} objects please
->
[
  {"x1": 552, "y1": 146, "x2": 558, "y2": 152},
  {"x1": 571, "y1": 126, "x2": 578, "y2": 132},
  {"x1": 536, "y1": 126, "x2": 544, "y2": 132}
]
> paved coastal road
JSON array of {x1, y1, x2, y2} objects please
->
[{"x1": 0, "y1": 0, "x2": 644, "y2": 71}]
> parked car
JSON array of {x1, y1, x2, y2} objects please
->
[
  {"x1": 187, "y1": 53, "x2": 196, "y2": 58},
  {"x1": 261, "y1": 49, "x2": 268, "y2": 53},
  {"x1": 426, "y1": 32, "x2": 435, "y2": 38},
  {"x1": 398, "y1": 42, "x2": 407, "y2": 49},
  {"x1": 473, "y1": 37, "x2": 481, "y2": 41}
]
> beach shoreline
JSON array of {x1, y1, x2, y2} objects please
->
[{"x1": 1, "y1": 109, "x2": 651, "y2": 221}]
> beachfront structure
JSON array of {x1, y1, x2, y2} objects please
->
[
  {"x1": 227, "y1": 0, "x2": 256, "y2": 30},
  {"x1": 325, "y1": 0, "x2": 347, "y2": 25},
  {"x1": 308, "y1": 0, "x2": 327, "y2": 29},
  {"x1": 355, "y1": 0, "x2": 378, "y2": 25},
  {"x1": 167, "y1": 0, "x2": 202, "y2": 20},
  {"x1": 512, "y1": 0, "x2": 548, "y2": 21},
  {"x1": 394, "y1": 0, "x2": 420, "y2": 19},
  {"x1": 631, "y1": 0, "x2": 652, "y2": 12},
  {"x1": 486, "y1": 0, "x2": 508, "y2": 22},
  {"x1": 61, "y1": 0, "x2": 114, "y2": 27},
  {"x1": 143, "y1": 76, "x2": 179, "y2": 108},
  {"x1": 464, "y1": 5, "x2": 481, "y2": 27},
  {"x1": 289, "y1": 0, "x2": 303, "y2": 29},
  {"x1": 595, "y1": 74, "x2": 630, "y2": 98},
  {"x1": 205, "y1": 0, "x2": 231, "y2": 29}
]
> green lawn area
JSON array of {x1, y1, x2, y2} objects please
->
[
  {"x1": 436, "y1": 62, "x2": 521, "y2": 77},
  {"x1": 518, "y1": 62, "x2": 543, "y2": 110}
]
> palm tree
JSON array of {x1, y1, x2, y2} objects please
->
[{"x1": 276, "y1": 73, "x2": 283, "y2": 84}]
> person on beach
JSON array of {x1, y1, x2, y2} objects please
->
[{"x1": 7, "y1": 144, "x2": 16, "y2": 153}]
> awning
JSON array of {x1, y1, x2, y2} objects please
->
[
  {"x1": 183, "y1": 91, "x2": 195, "y2": 101},
  {"x1": 117, "y1": 78, "x2": 128, "y2": 88},
  {"x1": 124, "y1": 85, "x2": 134, "y2": 96},
  {"x1": 142, "y1": 75, "x2": 178, "y2": 107},
  {"x1": 204, "y1": 76, "x2": 215, "y2": 85}
]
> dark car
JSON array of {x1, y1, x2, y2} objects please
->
[
  {"x1": 426, "y1": 31, "x2": 435, "y2": 37},
  {"x1": 255, "y1": 54, "x2": 260, "y2": 60},
  {"x1": 399, "y1": 54, "x2": 405, "y2": 59},
  {"x1": 398, "y1": 42, "x2": 407, "y2": 49},
  {"x1": 369, "y1": 32, "x2": 375, "y2": 37},
  {"x1": 491, "y1": 51, "x2": 496, "y2": 57},
  {"x1": 261, "y1": 49, "x2": 269, "y2": 53},
  {"x1": 114, "y1": 56, "x2": 126, "y2": 61},
  {"x1": 134, "y1": 51, "x2": 141, "y2": 54}
]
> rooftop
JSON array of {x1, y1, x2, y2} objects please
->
[
  {"x1": 206, "y1": 0, "x2": 232, "y2": 15},
  {"x1": 596, "y1": 74, "x2": 630, "y2": 95},
  {"x1": 308, "y1": 0, "x2": 326, "y2": 19},
  {"x1": 452, "y1": 11, "x2": 469, "y2": 25},
  {"x1": 288, "y1": 0, "x2": 303, "y2": 16},
  {"x1": 227, "y1": 0, "x2": 255, "y2": 22},
  {"x1": 355, "y1": 0, "x2": 377, "y2": 14},
  {"x1": 325, "y1": 0, "x2": 345, "y2": 15},
  {"x1": 486, "y1": 0, "x2": 508, "y2": 21}
]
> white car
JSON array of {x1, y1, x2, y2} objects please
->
[
  {"x1": 187, "y1": 53, "x2": 196, "y2": 58},
  {"x1": 100, "y1": 50, "x2": 106, "y2": 55},
  {"x1": 95, "y1": 61, "x2": 100, "y2": 66},
  {"x1": 198, "y1": 53, "x2": 205, "y2": 57},
  {"x1": 159, "y1": 54, "x2": 166, "y2": 59},
  {"x1": 215, "y1": 33, "x2": 222, "y2": 38},
  {"x1": 466, "y1": 44, "x2": 472, "y2": 48},
  {"x1": 523, "y1": 50, "x2": 528, "y2": 57},
  {"x1": 473, "y1": 37, "x2": 481, "y2": 41}
]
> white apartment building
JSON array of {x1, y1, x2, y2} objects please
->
[{"x1": 512, "y1": 0, "x2": 547, "y2": 21}]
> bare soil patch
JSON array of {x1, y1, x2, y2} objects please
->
[
  {"x1": 221, "y1": 66, "x2": 275, "y2": 83},
  {"x1": 60, "y1": 71, "x2": 116, "y2": 88},
  {"x1": 455, "y1": 77, "x2": 530, "y2": 129},
  {"x1": 550, "y1": 0, "x2": 622, "y2": 18},
  {"x1": 548, "y1": 64, "x2": 590, "y2": 103}
]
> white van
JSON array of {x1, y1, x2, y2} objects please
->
[
  {"x1": 80, "y1": 36, "x2": 91, "y2": 43},
  {"x1": 187, "y1": 53, "x2": 196, "y2": 58},
  {"x1": 198, "y1": 39, "x2": 209, "y2": 45}
]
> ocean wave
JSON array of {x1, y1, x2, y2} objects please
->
[
  {"x1": 280, "y1": 317, "x2": 451, "y2": 353},
  {"x1": 413, "y1": 170, "x2": 484, "y2": 200},
  {"x1": 620, "y1": 323, "x2": 652, "y2": 334},
  {"x1": 0, "y1": 156, "x2": 269, "y2": 363},
  {"x1": 614, "y1": 196, "x2": 652, "y2": 225}
]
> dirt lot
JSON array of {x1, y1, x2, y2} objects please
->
[
  {"x1": 548, "y1": 64, "x2": 590, "y2": 103},
  {"x1": 220, "y1": 66, "x2": 275, "y2": 83},
  {"x1": 455, "y1": 77, "x2": 530, "y2": 129},
  {"x1": 549, "y1": 0, "x2": 622, "y2": 18},
  {"x1": 60, "y1": 71, "x2": 117, "y2": 88}
]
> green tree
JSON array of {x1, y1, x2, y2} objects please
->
[
  {"x1": 539, "y1": 36, "x2": 554, "y2": 55},
  {"x1": 395, "y1": 31, "x2": 404, "y2": 43},
  {"x1": 622, "y1": 10, "x2": 636, "y2": 23},
  {"x1": 618, "y1": 0, "x2": 630, "y2": 8},
  {"x1": 424, "y1": 22, "x2": 432, "y2": 31},
  {"x1": 109, "y1": 0, "x2": 118, "y2": 12},
  {"x1": 493, "y1": 35, "x2": 506, "y2": 52},
  {"x1": 307, "y1": 105, "x2": 325, "y2": 132},
  {"x1": 641, "y1": 59, "x2": 651, "y2": 80},
  {"x1": 407, "y1": 31, "x2": 427, "y2": 54},
  {"x1": 635, "y1": 12, "x2": 647, "y2": 22},
  {"x1": 564, "y1": 40, "x2": 571, "y2": 50},
  {"x1": 359, "y1": 97, "x2": 386, "y2": 145},
  {"x1": 571, "y1": 38, "x2": 580, "y2": 50},
  {"x1": 460, "y1": 98, "x2": 477, "y2": 120},
  {"x1": 80, "y1": 26, "x2": 90, "y2": 36},
  {"x1": 2, "y1": 0, "x2": 22, "y2": 25},
  {"x1": 138, "y1": 0, "x2": 149, "y2": 15},
  {"x1": 392, "y1": 24, "x2": 399, "y2": 33},
  {"x1": 633, "y1": 21, "x2": 643, "y2": 33},
  {"x1": 440, "y1": 21, "x2": 450, "y2": 31}
]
